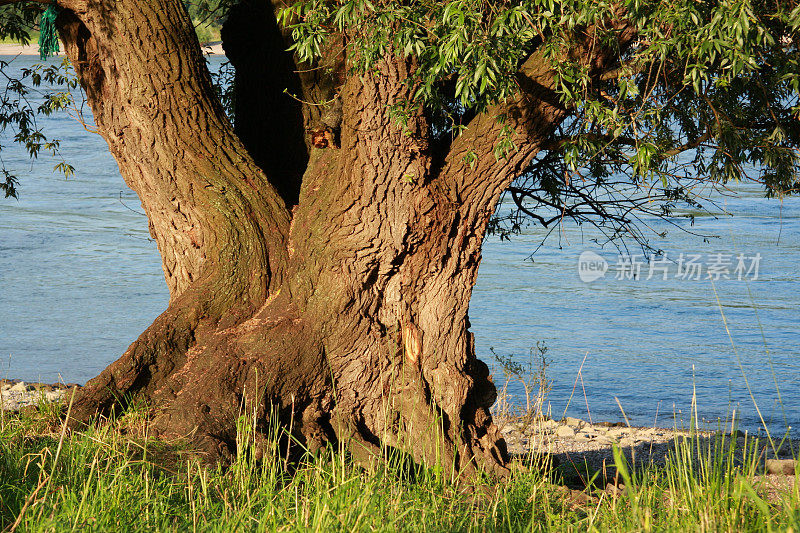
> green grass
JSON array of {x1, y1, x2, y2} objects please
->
[{"x1": 0, "y1": 401, "x2": 798, "y2": 532}]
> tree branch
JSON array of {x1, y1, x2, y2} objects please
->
[
  {"x1": 598, "y1": 58, "x2": 645, "y2": 81},
  {"x1": 662, "y1": 128, "x2": 714, "y2": 158},
  {"x1": 541, "y1": 132, "x2": 639, "y2": 152},
  {"x1": 437, "y1": 49, "x2": 568, "y2": 211},
  {"x1": 437, "y1": 16, "x2": 639, "y2": 217}
]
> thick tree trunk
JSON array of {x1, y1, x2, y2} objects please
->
[{"x1": 53, "y1": 0, "x2": 573, "y2": 476}]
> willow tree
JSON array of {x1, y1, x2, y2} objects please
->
[{"x1": 1, "y1": 0, "x2": 798, "y2": 475}]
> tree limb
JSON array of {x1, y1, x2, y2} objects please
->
[
  {"x1": 662, "y1": 128, "x2": 714, "y2": 158},
  {"x1": 437, "y1": 49, "x2": 568, "y2": 211},
  {"x1": 437, "y1": 14, "x2": 639, "y2": 213}
]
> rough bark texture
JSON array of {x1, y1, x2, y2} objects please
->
[{"x1": 46, "y1": 0, "x2": 630, "y2": 476}]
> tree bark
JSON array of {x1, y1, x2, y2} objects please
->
[{"x1": 49, "y1": 0, "x2": 584, "y2": 476}]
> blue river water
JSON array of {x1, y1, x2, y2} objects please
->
[{"x1": 0, "y1": 55, "x2": 798, "y2": 437}]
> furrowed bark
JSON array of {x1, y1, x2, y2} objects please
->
[
  {"x1": 51, "y1": 0, "x2": 633, "y2": 474},
  {"x1": 275, "y1": 50, "x2": 578, "y2": 475},
  {"x1": 57, "y1": 2, "x2": 290, "y2": 302},
  {"x1": 56, "y1": 0, "x2": 294, "y2": 440}
]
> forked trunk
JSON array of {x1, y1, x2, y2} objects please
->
[{"x1": 55, "y1": 0, "x2": 571, "y2": 477}]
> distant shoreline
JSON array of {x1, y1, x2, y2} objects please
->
[
  {"x1": 0, "y1": 41, "x2": 224, "y2": 57},
  {"x1": 0, "y1": 42, "x2": 53, "y2": 56}
]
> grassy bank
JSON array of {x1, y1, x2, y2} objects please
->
[{"x1": 0, "y1": 402, "x2": 797, "y2": 532}]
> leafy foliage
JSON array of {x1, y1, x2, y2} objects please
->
[
  {"x1": 0, "y1": 5, "x2": 80, "y2": 198},
  {"x1": 184, "y1": 0, "x2": 235, "y2": 27},
  {"x1": 281, "y1": 0, "x2": 800, "y2": 247},
  {"x1": 0, "y1": 2, "x2": 39, "y2": 46},
  {"x1": 0, "y1": 56, "x2": 76, "y2": 198},
  {"x1": 184, "y1": 0, "x2": 233, "y2": 42}
]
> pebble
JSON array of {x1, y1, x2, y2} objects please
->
[
  {"x1": 564, "y1": 417, "x2": 585, "y2": 428},
  {"x1": 555, "y1": 425, "x2": 576, "y2": 438},
  {"x1": 765, "y1": 459, "x2": 797, "y2": 476}
]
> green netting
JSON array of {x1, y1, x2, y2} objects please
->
[{"x1": 38, "y1": 4, "x2": 60, "y2": 61}]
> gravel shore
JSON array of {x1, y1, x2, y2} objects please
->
[
  {"x1": 0, "y1": 379, "x2": 75, "y2": 412},
  {"x1": 498, "y1": 415, "x2": 799, "y2": 475}
]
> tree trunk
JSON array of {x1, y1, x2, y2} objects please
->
[{"x1": 54, "y1": 0, "x2": 571, "y2": 477}]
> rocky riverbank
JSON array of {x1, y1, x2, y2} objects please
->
[
  {"x1": 0, "y1": 379, "x2": 75, "y2": 412},
  {"x1": 498, "y1": 415, "x2": 799, "y2": 476}
]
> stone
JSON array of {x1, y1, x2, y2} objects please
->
[
  {"x1": 607, "y1": 427, "x2": 628, "y2": 438},
  {"x1": 556, "y1": 425, "x2": 576, "y2": 438},
  {"x1": 575, "y1": 433, "x2": 593, "y2": 442},
  {"x1": 564, "y1": 417, "x2": 585, "y2": 428},
  {"x1": 605, "y1": 482, "x2": 626, "y2": 496},
  {"x1": 0, "y1": 383, "x2": 11, "y2": 392},
  {"x1": 716, "y1": 429, "x2": 746, "y2": 439},
  {"x1": 9, "y1": 381, "x2": 27, "y2": 393},
  {"x1": 765, "y1": 459, "x2": 797, "y2": 475},
  {"x1": 619, "y1": 438, "x2": 635, "y2": 448},
  {"x1": 596, "y1": 421, "x2": 626, "y2": 428},
  {"x1": 44, "y1": 391, "x2": 63, "y2": 402},
  {"x1": 539, "y1": 419, "x2": 558, "y2": 429}
]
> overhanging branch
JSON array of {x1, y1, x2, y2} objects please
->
[{"x1": 437, "y1": 17, "x2": 639, "y2": 213}]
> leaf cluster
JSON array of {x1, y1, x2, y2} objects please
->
[{"x1": 279, "y1": 0, "x2": 800, "y2": 247}]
